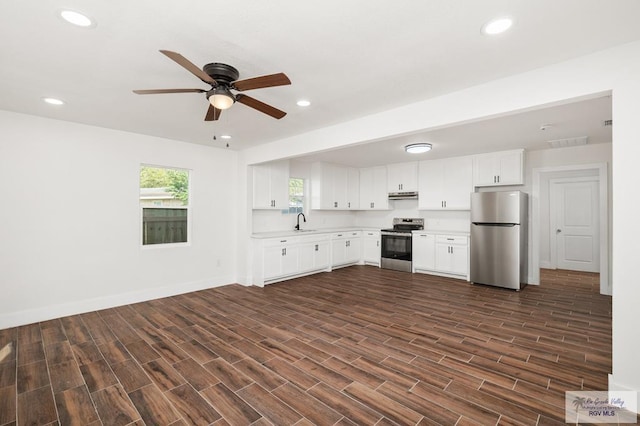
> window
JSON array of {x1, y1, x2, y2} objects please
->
[
  {"x1": 140, "y1": 165, "x2": 190, "y2": 245},
  {"x1": 286, "y1": 177, "x2": 304, "y2": 214}
]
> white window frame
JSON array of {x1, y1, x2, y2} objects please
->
[{"x1": 139, "y1": 164, "x2": 192, "y2": 248}]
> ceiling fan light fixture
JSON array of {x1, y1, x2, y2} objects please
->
[
  {"x1": 405, "y1": 143, "x2": 432, "y2": 154},
  {"x1": 207, "y1": 87, "x2": 235, "y2": 110}
]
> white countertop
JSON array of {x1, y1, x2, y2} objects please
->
[
  {"x1": 251, "y1": 227, "x2": 468, "y2": 239},
  {"x1": 251, "y1": 227, "x2": 382, "y2": 239},
  {"x1": 412, "y1": 229, "x2": 470, "y2": 236}
]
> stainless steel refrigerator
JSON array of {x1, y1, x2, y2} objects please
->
[{"x1": 470, "y1": 191, "x2": 528, "y2": 290}]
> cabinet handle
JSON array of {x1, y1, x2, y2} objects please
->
[
  {"x1": 282, "y1": 248, "x2": 286, "y2": 256},
  {"x1": 315, "y1": 244, "x2": 318, "y2": 251},
  {"x1": 377, "y1": 241, "x2": 379, "y2": 247},
  {"x1": 447, "y1": 238, "x2": 454, "y2": 241},
  {"x1": 348, "y1": 202, "x2": 351, "y2": 208},
  {"x1": 497, "y1": 175, "x2": 500, "y2": 183},
  {"x1": 280, "y1": 239, "x2": 287, "y2": 242},
  {"x1": 371, "y1": 202, "x2": 374, "y2": 208},
  {"x1": 334, "y1": 201, "x2": 338, "y2": 208},
  {"x1": 444, "y1": 200, "x2": 447, "y2": 208},
  {"x1": 346, "y1": 241, "x2": 349, "y2": 247}
]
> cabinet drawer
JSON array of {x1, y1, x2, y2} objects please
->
[
  {"x1": 263, "y1": 236, "x2": 300, "y2": 247},
  {"x1": 435, "y1": 235, "x2": 467, "y2": 245}
]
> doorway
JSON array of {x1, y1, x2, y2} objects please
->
[
  {"x1": 531, "y1": 163, "x2": 609, "y2": 295},
  {"x1": 550, "y1": 177, "x2": 600, "y2": 272}
]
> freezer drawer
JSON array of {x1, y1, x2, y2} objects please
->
[{"x1": 470, "y1": 223, "x2": 523, "y2": 289}]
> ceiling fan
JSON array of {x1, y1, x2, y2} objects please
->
[{"x1": 133, "y1": 50, "x2": 291, "y2": 120}]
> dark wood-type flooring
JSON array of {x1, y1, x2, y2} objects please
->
[{"x1": 0, "y1": 267, "x2": 616, "y2": 425}]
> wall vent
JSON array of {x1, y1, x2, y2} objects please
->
[
  {"x1": 603, "y1": 119, "x2": 613, "y2": 127},
  {"x1": 547, "y1": 136, "x2": 588, "y2": 149}
]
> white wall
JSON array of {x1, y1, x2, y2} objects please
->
[
  {"x1": 0, "y1": 111, "x2": 238, "y2": 328},
  {"x1": 242, "y1": 41, "x2": 640, "y2": 396}
]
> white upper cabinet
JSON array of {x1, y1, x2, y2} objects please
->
[
  {"x1": 473, "y1": 149, "x2": 524, "y2": 187},
  {"x1": 252, "y1": 160, "x2": 290, "y2": 210},
  {"x1": 387, "y1": 162, "x2": 418, "y2": 193},
  {"x1": 311, "y1": 162, "x2": 359, "y2": 210},
  {"x1": 359, "y1": 166, "x2": 389, "y2": 210},
  {"x1": 418, "y1": 156, "x2": 473, "y2": 210}
]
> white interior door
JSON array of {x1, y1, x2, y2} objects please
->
[{"x1": 551, "y1": 178, "x2": 599, "y2": 272}]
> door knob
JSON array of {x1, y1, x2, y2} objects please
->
[{"x1": 556, "y1": 229, "x2": 562, "y2": 234}]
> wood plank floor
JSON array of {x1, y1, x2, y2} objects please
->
[{"x1": 0, "y1": 267, "x2": 617, "y2": 425}]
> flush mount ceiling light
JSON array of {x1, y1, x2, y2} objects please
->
[
  {"x1": 206, "y1": 86, "x2": 235, "y2": 110},
  {"x1": 297, "y1": 100, "x2": 311, "y2": 107},
  {"x1": 220, "y1": 135, "x2": 232, "y2": 139},
  {"x1": 43, "y1": 97, "x2": 65, "y2": 105},
  {"x1": 59, "y1": 10, "x2": 95, "y2": 27},
  {"x1": 405, "y1": 143, "x2": 432, "y2": 154},
  {"x1": 482, "y1": 17, "x2": 513, "y2": 35}
]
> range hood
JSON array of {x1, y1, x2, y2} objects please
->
[{"x1": 388, "y1": 191, "x2": 418, "y2": 200}]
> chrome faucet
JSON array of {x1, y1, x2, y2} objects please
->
[{"x1": 295, "y1": 212, "x2": 306, "y2": 230}]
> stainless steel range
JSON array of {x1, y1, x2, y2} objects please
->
[{"x1": 381, "y1": 218, "x2": 424, "y2": 272}]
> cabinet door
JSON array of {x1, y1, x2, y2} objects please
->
[
  {"x1": 449, "y1": 244, "x2": 468, "y2": 276},
  {"x1": 473, "y1": 150, "x2": 523, "y2": 187},
  {"x1": 345, "y1": 233, "x2": 362, "y2": 263},
  {"x1": 332, "y1": 165, "x2": 348, "y2": 209},
  {"x1": 252, "y1": 161, "x2": 290, "y2": 209},
  {"x1": 496, "y1": 150, "x2": 523, "y2": 185},
  {"x1": 418, "y1": 160, "x2": 444, "y2": 210},
  {"x1": 435, "y1": 243, "x2": 453, "y2": 273},
  {"x1": 263, "y1": 245, "x2": 284, "y2": 279},
  {"x1": 387, "y1": 162, "x2": 418, "y2": 192},
  {"x1": 314, "y1": 240, "x2": 331, "y2": 269},
  {"x1": 270, "y1": 160, "x2": 290, "y2": 210},
  {"x1": 473, "y1": 154, "x2": 499, "y2": 187},
  {"x1": 298, "y1": 242, "x2": 315, "y2": 273},
  {"x1": 281, "y1": 245, "x2": 298, "y2": 276},
  {"x1": 346, "y1": 167, "x2": 360, "y2": 209},
  {"x1": 372, "y1": 167, "x2": 389, "y2": 209},
  {"x1": 363, "y1": 232, "x2": 380, "y2": 264},
  {"x1": 443, "y1": 156, "x2": 473, "y2": 209},
  {"x1": 413, "y1": 233, "x2": 436, "y2": 270},
  {"x1": 252, "y1": 164, "x2": 273, "y2": 209},
  {"x1": 331, "y1": 237, "x2": 347, "y2": 266}
]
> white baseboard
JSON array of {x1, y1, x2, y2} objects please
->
[
  {"x1": 0, "y1": 275, "x2": 235, "y2": 329},
  {"x1": 539, "y1": 260, "x2": 552, "y2": 269}
]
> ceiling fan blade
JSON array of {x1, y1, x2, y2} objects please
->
[
  {"x1": 236, "y1": 94, "x2": 286, "y2": 119},
  {"x1": 159, "y1": 50, "x2": 216, "y2": 85},
  {"x1": 133, "y1": 88, "x2": 206, "y2": 95},
  {"x1": 204, "y1": 104, "x2": 221, "y2": 121},
  {"x1": 233, "y1": 73, "x2": 291, "y2": 91}
]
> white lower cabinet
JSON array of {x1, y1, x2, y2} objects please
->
[
  {"x1": 412, "y1": 232, "x2": 436, "y2": 271},
  {"x1": 298, "y1": 235, "x2": 331, "y2": 273},
  {"x1": 331, "y1": 231, "x2": 362, "y2": 267},
  {"x1": 413, "y1": 232, "x2": 469, "y2": 280},
  {"x1": 362, "y1": 231, "x2": 381, "y2": 266},
  {"x1": 435, "y1": 235, "x2": 468, "y2": 277},
  {"x1": 261, "y1": 237, "x2": 300, "y2": 281}
]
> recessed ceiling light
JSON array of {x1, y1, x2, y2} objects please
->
[
  {"x1": 43, "y1": 97, "x2": 65, "y2": 106},
  {"x1": 405, "y1": 143, "x2": 432, "y2": 154},
  {"x1": 220, "y1": 135, "x2": 232, "y2": 139},
  {"x1": 482, "y1": 17, "x2": 513, "y2": 35},
  {"x1": 296, "y1": 100, "x2": 311, "y2": 107},
  {"x1": 59, "y1": 10, "x2": 95, "y2": 28}
]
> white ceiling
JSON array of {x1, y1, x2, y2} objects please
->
[{"x1": 0, "y1": 1, "x2": 635, "y2": 160}]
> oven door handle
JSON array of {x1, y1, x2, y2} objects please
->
[{"x1": 381, "y1": 232, "x2": 413, "y2": 237}]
